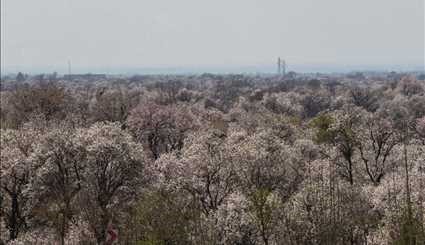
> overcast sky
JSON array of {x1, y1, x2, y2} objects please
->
[{"x1": 1, "y1": 0, "x2": 424, "y2": 73}]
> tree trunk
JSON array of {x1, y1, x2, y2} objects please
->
[
  {"x1": 96, "y1": 210, "x2": 110, "y2": 245},
  {"x1": 403, "y1": 138, "x2": 415, "y2": 245},
  {"x1": 8, "y1": 194, "x2": 19, "y2": 240}
]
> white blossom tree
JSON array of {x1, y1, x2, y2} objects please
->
[
  {"x1": 0, "y1": 125, "x2": 40, "y2": 241},
  {"x1": 75, "y1": 122, "x2": 146, "y2": 244},
  {"x1": 127, "y1": 102, "x2": 199, "y2": 159},
  {"x1": 355, "y1": 113, "x2": 400, "y2": 185},
  {"x1": 29, "y1": 125, "x2": 85, "y2": 245}
]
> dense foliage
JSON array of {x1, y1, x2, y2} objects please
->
[{"x1": 0, "y1": 72, "x2": 424, "y2": 244}]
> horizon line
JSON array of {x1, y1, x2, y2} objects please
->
[{"x1": 1, "y1": 63, "x2": 424, "y2": 76}]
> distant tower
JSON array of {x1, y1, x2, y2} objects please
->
[
  {"x1": 277, "y1": 57, "x2": 281, "y2": 75},
  {"x1": 68, "y1": 60, "x2": 72, "y2": 75},
  {"x1": 277, "y1": 57, "x2": 286, "y2": 76},
  {"x1": 67, "y1": 60, "x2": 72, "y2": 81}
]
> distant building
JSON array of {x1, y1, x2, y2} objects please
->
[{"x1": 64, "y1": 73, "x2": 107, "y2": 81}]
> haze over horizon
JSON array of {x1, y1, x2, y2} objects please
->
[{"x1": 1, "y1": 0, "x2": 424, "y2": 74}]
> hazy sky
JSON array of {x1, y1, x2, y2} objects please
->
[{"x1": 1, "y1": 0, "x2": 424, "y2": 73}]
